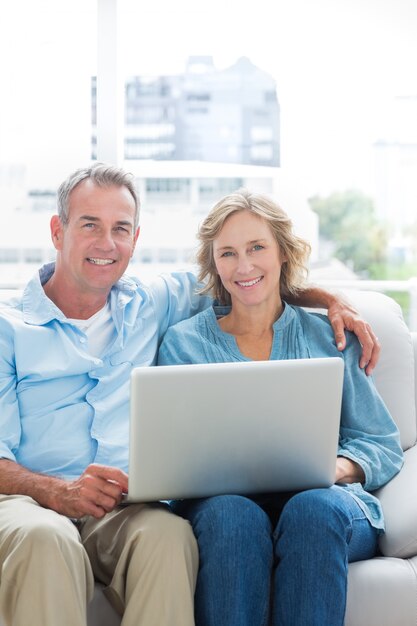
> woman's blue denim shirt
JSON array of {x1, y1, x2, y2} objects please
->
[{"x1": 158, "y1": 303, "x2": 404, "y2": 532}]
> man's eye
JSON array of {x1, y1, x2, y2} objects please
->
[
  {"x1": 83, "y1": 223, "x2": 95, "y2": 229},
  {"x1": 115, "y1": 226, "x2": 130, "y2": 234}
]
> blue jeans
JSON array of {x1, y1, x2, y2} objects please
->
[{"x1": 171, "y1": 487, "x2": 378, "y2": 626}]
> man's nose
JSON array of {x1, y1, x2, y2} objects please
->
[{"x1": 95, "y1": 230, "x2": 117, "y2": 251}]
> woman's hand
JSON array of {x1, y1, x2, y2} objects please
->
[{"x1": 335, "y1": 457, "x2": 365, "y2": 484}]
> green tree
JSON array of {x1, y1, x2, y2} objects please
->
[{"x1": 308, "y1": 190, "x2": 388, "y2": 277}]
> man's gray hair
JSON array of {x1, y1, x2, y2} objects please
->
[{"x1": 57, "y1": 163, "x2": 140, "y2": 229}]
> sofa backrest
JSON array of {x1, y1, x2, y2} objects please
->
[{"x1": 344, "y1": 290, "x2": 416, "y2": 451}]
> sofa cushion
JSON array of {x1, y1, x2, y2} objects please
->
[
  {"x1": 346, "y1": 556, "x2": 417, "y2": 625},
  {"x1": 376, "y1": 444, "x2": 417, "y2": 557}
]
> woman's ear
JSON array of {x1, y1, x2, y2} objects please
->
[{"x1": 280, "y1": 248, "x2": 288, "y2": 263}]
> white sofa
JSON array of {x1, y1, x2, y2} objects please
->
[{"x1": 0, "y1": 290, "x2": 416, "y2": 625}]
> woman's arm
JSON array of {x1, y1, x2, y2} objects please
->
[
  {"x1": 337, "y1": 333, "x2": 403, "y2": 491},
  {"x1": 287, "y1": 286, "x2": 380, "y2": 375}
]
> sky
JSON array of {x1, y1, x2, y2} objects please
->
[{"x1": 0, "y1": 0, "x2": 416, "y2": 199}]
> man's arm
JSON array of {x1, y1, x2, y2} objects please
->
[
  {"x1": 287, "y1": 286, "x2": 380, "y2": 375},
  {"x1": 0, "y1": 308, "x2": 129, "y2": 519},
  {"x1": 0, "y1": 459, "x2": 128, "y2": 519}
]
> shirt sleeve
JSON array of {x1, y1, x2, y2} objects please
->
[
  {"x1": 338, "y1": 332, "x2": 404, "y2": 491},
  {"x1": 0, "y1": 316, "x2": 21, "y2": 462},
  {"x1": 157, "y1": 324, "x2": 195, "y2": 365},
  {"x1": 149, "y1": 271, "x2": 212, "y2": 341}
]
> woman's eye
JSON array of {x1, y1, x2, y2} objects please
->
[
  {"x1": 221, "y1": 251, "x2": 234, "y2": 257},
  {"x1": 252, "y1": 244, "x2": 264, "y2": 251}
]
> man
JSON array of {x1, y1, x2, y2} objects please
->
[{"x1": 0, "y1": 164, "x2": 379, "y2": 626}]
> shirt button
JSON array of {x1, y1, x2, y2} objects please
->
[{"x1": 79, "y1": 337, "x2": 86, "y2": 344}]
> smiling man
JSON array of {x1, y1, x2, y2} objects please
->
[
  {"x1": 0, "y1": 163, "x2": 380, "y2": 626},
  {"x1": 44, "y1": 177, "x2": 140, "y2": 313},
  {"x1": 0, "y1": 165, "x2": 208, "y2": 626}
]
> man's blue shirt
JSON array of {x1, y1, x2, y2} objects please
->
[{"x1": 0, "y1": 263, "x2": 211, "y2": 480}]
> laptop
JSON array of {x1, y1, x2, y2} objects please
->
[{"x1": 125, "y1": 357, "x2": 344, "y2": 502}]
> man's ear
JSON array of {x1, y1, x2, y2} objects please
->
[
  {"x1": 131, "y1": 226, "x2": 140, "y2": 257},
  {"x1": 50, "y1": 215, "x2": 64, "y2": 250}
]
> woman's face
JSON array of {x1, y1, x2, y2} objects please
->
[{"x1": 212, "y1": 210, "x2": 284, "y2": 311}]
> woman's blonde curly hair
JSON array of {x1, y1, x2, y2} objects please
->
[{"x1": 197, "y1": 188, "x2": 311, "y2": 305}]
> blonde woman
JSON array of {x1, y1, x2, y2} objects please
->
[{"x1": 158, "y1": 189, "x2": 403, "y2": 626}]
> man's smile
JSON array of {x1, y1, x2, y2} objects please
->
[{"x1": 87, "y1": 258, "x2": 116, "y2": 265}]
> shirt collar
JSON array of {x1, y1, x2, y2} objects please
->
[
  {"x1": 22, "y1": 262, "x2": 141, "y2": 326},
  {"x1": 212, "y1": 300, "x2": 296, "y2": 330}
]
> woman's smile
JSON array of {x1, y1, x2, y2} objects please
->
[{"x1": 235, "y1": 276, "x2": 264, "y2": 288}]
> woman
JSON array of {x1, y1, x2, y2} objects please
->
[{"x1": 158, "y1": 189, "x2": 403, "y2": 626}]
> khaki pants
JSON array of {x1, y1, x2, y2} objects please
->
[{"x1": 0, "y1": 495, "x2": 198, "y2": 626}]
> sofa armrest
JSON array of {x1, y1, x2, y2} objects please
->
[
  {"x1": 377, "y1": 444, "x2": 417, "y2": 558},
  {"x1": 413, "y1": 332, "x2": 417, "y2": 416}
]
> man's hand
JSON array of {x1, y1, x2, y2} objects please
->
[
  {"x1": 48, "y1": 464, "x2": 129, "y2": 519},
  {"x1": 286, "y1": 286, "x2": 381, "y2": 375},
  {"x1": 327, "y1": 295, "x2": 380, "y2": 376},
  {"x1": 0, "y1": 459, "x2": 128, "y2": 520}
]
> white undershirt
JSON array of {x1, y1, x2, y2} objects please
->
[{"x1": 68, "y1": 301, "x2": 115, "y2": 358}]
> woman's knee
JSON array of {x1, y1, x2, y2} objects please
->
[
  {"x1": 276, "y1": 488, "x2": 356, "y2": 539},
  {"x1": 179, "y1": 495, "x2": 272, "y2": 550}
]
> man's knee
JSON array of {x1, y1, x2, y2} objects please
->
[
  {"x1": 8, "y1": 512, "x2": 84, "y2": 565},
  {"x1": 150, "y1": 507, "x2": 197, "y2": 550},
  {"x1": 126, "y1": 503, "x2": 198, "y2": 558},
  {"x1": 0, "y1": 507, "x2": 94, "y2": 625},
  {"x1": 0, "y1": 509, "x2": 92, "y2": 601}
]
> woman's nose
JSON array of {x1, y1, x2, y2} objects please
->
[{"x1": 236, "y1": 255, "x2": 254, "y2": 274}]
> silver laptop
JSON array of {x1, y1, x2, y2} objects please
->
[{"x1": 126, "y1": 357, "x2": 344, "y2": 502}]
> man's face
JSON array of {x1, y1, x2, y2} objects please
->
[{"x1": 51, "y1": 179, "x2": 139, "y2": 297}]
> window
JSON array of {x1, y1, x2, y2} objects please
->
[
  {"x1": 1, "y1": 0, "x2": 416, "y2": 328},
  {"x1": 250, "y1": 145, "x2": 273, "y2": 161},
  {"x1": 251, "y1": 127, "x2": 273, "y2": 142},
  {"x1": 186, "y1": 93, "x2": 211, "y2": 102},
  {"x1": 125, "y1": 141, "x2": 176, "y2": 159},
  {"x1": 146, "y1": 179, "x2": 190, "y2": 194},
  {"x1": 0, "y1": 249, "x2": 19, "y2": 264},
  {"x1": 0, "y1": 0, "x2": 96, "y2": 286},
  {"x1": 0, "y1": 1, "x2": 96, "y2": 182}
]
